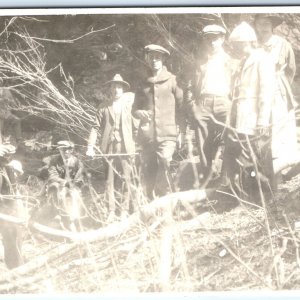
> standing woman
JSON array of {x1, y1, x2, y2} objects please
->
[{"x1": 254, "y1": 14, "x2": 299, "y2": 179}]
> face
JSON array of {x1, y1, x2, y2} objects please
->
[
  {"x1": 255, "y1": 17, "x2": 273, "y2": 40},
  {"x1": 62, "y1": 147, "x2": 73, "y2": 158},
  {"x1": 146, "y1": 51, "x2": 164, "y2": 72},
  {"x1": 203, "y1": 34, "x2": 225, "y2": 53},
  {"x1": 110, "y1": 82, "x2": 124, "y2": 100}
]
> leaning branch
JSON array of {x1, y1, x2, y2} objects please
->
[{"x1": 13, "y1": 24, "x2": 116, "y2": 43}]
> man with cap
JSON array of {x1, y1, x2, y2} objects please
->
[
  {"x1": 47, "y1": 140, "x2": 85, "y2": 204},
  {"x1": 133, "y1": 44, "x2": 184, "y2": 199},
  {"x1": 223, "y1": 21, "x2": 276, "y2": 200},
  {"x1": 186, "y1": 24, "x2": 233, "y2": 184},
  {"x1": 254, "y1": 14, "x2": 299, "y2": 182},
  {"x1": 32, "y1": 140, "x2": 88, "y2": 231},
  {"x1": 87, "y1": 74, "x2": 136, "y2": 220}
]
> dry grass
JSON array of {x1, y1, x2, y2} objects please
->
[{"x1": 0, "y1": 171, "x2": 299, "y2": 293}]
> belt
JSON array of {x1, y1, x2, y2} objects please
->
[{"x1": 198, "y1": 94, "x2": 228, "y2": 106}]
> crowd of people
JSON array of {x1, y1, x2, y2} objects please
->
[{"x1": 84, "y1": 14, "x2": 300, "y2": 220}]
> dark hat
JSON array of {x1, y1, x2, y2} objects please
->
[
  {"x1": 202, "y1": 24, "x2": 226, "y2": 35},
  {"x1": 254, "y1": 14, "x2": 283, "y2": 28},
  {"x1": 57, "y1": 140, "x2": 74, "y2": 149},
  {"x1": 144, "y1": 44, "x2": 170, "y2": 56},
  {"x1": 104, "y1": 74, "x2": 130, "y2": 89}
]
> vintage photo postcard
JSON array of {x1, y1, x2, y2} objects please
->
[{"x1": 0, "y1": 6, "x2": 299, "y2": 295}]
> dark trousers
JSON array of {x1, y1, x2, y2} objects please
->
[
  {"x1": 105, "y1": 141, "x2": 133, "y2": 214},
  {"x1": 222, "y1": 130, "x2": 274, "y2": 201},
  {"x1": 193, "y1": 95, "x2": 230, "y2": 179},
  {"x1": 0, "y1": 167, "x2": 24, "y2": 269},
  {"x1": 141, "y1": 140, "x2": 176, "y2": 199}
]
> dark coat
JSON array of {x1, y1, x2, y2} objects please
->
[
  {"x1": 88, "y1": 92, "x2": 136, "y2": 154},
  {"x1": 48, "y1": 154, "x2": 84, "y2": 185},
  {"x1": 133, "y1": 66, "x2": 184, "y2": 144}
]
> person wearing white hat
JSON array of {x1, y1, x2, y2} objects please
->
[
  {"x1": 186, "y1": 24, "x2": 233, "y2": 183},
  {"x1": 133, "y1": 44, "x2": 184, "y2": 199},
  {"x1": 254, "y1": 14, "x2": 299, "y2": 178},
  {"x1": 222, "y1": 22, "x2": 276, "y2": 199},
  {"x1": 87, "y1": 74, "x2": 136, "y2": 220}
]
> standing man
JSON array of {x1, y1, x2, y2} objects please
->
[
  {"x1": 87, "y1": 74, "x2": 136, "y2": 220},
  {"x1": 186, "y1": 24, "x2": 233, "y2": 184},
  {"x1": 133, "y1": 44, "x2": 184, "y2": 199},
  {"x1": 223, "y1": 22, "x2": 276, "y2": 199}
]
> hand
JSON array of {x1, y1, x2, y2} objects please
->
[
  {"x1": 0, "y1": 147, "x2": 8, "y2": 157},
  {"x1": 0, "y1": 144, "x2": 15, "y2": 157},
  {"x1": 186, "y1": 90, "x2": 193, "y2": 101},
  {"x1": 256, "y1": 127, "x2": 269, "y2": 137},
  {"x1": 86, "y1": 146, "x2": 95, "y2": 157},
  {"x1": 177, "y1": 132, "x2": 182, "y2": 150},
  {"x1": 177, "y1": 132, "x2": 188, "y2": 151},
  {"x1": 136, "y1": 110, "x2": 152, "y2": 122}
]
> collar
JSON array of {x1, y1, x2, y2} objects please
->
[
  {"x1": 260, "y1": 35, "x2": 280, "y2": 51},
  {"x1": 147, "y1": 66, "x2": 172, "y2": 83},
  {"x1": 207, "y1": 48, "x2": 226, "y2": 59},
  {"x1": 239, "y1": 49, "x2": 263, "y2": 72}
]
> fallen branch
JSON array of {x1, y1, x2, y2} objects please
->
[{"x1": 0, "y1": 189, "x2": 210, "y2": 243}]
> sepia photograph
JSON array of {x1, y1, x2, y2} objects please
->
[{"x1": 0, "y1": 6, "x2": 299, "y2": 294}]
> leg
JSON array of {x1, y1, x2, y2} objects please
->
[
  {"x1": 1, "y1": 225, "x2": 23, "y2": 269},
  {"x1": 141, "y1": 144, "x2": 158, "y2": 199},
  {"x1": 105, "y1": 158, "x2": 116, "y2": 215},
  {"x1": 221, "y1": 130, "x2": 243, "y2": 187},
  {"x1": 47, "y1": 182, "x2": 60, "y2": 206},
  {"x1": 194, "y1": 105, "x2": 213, "y2": 180},
  {"x1": 155, "y1": 141, "x2": 176, "y2": 197},
  {"x1": 211, "y1": 97, "x2": 231, "y2": 180},
  {"x1": 120, "y1": 157, "x2": 133, "y2": 214}
]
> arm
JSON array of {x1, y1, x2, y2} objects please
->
[
  {"x1": 74, "y1": 160, "x2": 84, "y2": 183},
  {"x1": 131, "y1": 115, "x2": 139, "y2": 141},
  {"x1": 284, "y1": 41, "x2": 296, "y2": 84},
  {"x1": 87, "y1": 107, "x2": 103, "y2": 156},
  {"x1": 132, "y1": 86, "x2": 152, "y2": 122},
  {"x1": 256, "y1": 54, "x2": 275, "y2": 130},
  {"x1": 173, "y1": 75, "x2": 186, "y2": 134},
  {"x1": 184, "y1": 66, "x2": 203, "y2": 121}
]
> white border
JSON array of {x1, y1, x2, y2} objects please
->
[
  {"x1": 0, "y1": 5, "x2": 299, "y2": 297},
  {"x1": 0, "y1": 6, "x2": 299, "y2": 16}
]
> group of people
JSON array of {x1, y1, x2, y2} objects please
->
[
  {"x1": 85, "y1": 14, "x2": 299, "y2": 219},
  {"x1": 0, "y1": 13, "x2": 298, "y2": 269}
]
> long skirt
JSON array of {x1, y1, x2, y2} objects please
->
[{"x1": 271, "y1": 91, "x2": 300, "y2": 174}]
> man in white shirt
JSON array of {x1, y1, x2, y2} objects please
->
[{"x1": 186, "y1": 24, "x2": 232, "y2": 184}]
